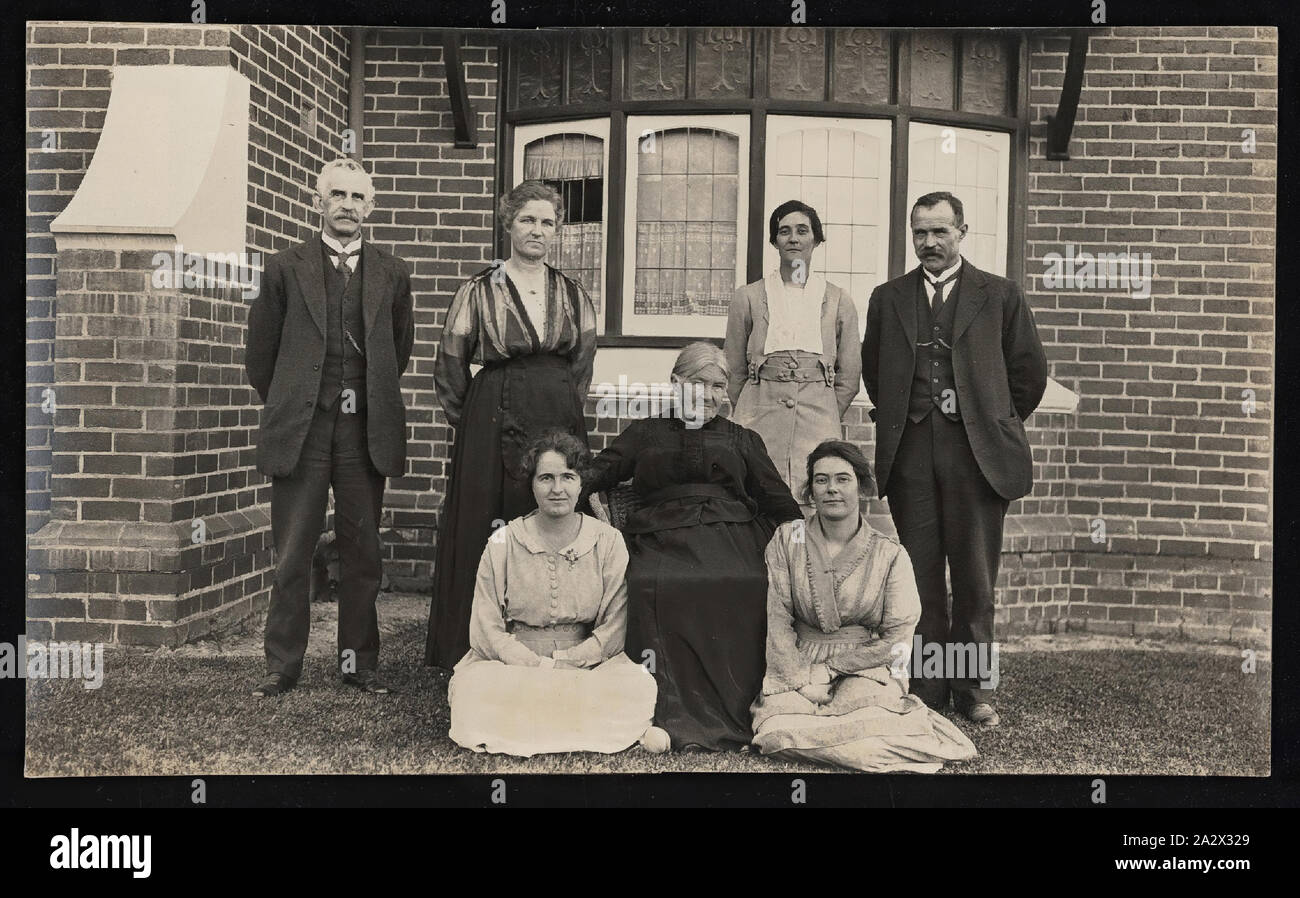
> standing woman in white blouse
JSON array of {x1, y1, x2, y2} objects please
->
[{"x1": 724, "y1": 201, "x2": 862, "y2": 508}]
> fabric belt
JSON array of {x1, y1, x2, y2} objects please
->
[
  {"x1": 794, "y1": 620, "x2": 872, "y2": 646},
  {"x1": 512, "y1": 622, "x2": 589, "y2": 655},
  {"x1": 483, "y1": 353, "x2": 568, "y2": 372},
  {"x1": 514, "y1": 622, "x2": 588, "y2": 636},
  {"x1": 752, "y1": 352, "x2": 834, "y2": 386},
  {"x1": 641, "y1": 482, "x2": 736, "y2": 505},
  {"x1": 754, "y1": 366, "x2": 830, "y2": 384}
]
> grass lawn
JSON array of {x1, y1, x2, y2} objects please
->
[{"x1": 25, "y1": 596, "x2": 1270, "y2": 776}]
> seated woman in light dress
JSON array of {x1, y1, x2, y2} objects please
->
[
  {"x1": 448, "y1": 430, "x2": 659, "y2": 757},
  {"x1": 751, "y1": 440, "x2": 978, "y2": 773}
]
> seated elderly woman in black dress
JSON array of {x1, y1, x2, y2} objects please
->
[
  {"x1": 579, "y1": 342, "x2": 803, "y2": 752},
  {"x1": 751, "y1": 440, "x2": 977, "y2": 772},
  {"x1": 448, "y1": 430, "x2": 657, "y2": 757}
]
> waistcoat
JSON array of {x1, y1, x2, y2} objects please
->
[
  {"x1": 316, "y1": 243, "x2": 367, "y2": 412},
  {"x1": 908, "y1": 273, "x2": 961, "y2": 424}
]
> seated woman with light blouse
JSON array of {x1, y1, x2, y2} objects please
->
[
  {"x1": 448, "y1": 430, "x2": 658, "y2": 757},
  {"x1": 751, "y1": 440, "x2": 978, "y2": 772}
]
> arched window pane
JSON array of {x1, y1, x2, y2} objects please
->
[
  {"x1": 624, "y1": 115, "x2": 750, "y2": 337},
  {"x1": 516, "y1": 126, "x2": 608, "y2": 320},
  {"x1": 907, "y1": 123, "x2": 1009, "y2": 276},
  {"x1": 764, "y1": 116, "x2": 893, "y2": 332}
]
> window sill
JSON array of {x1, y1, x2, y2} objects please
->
[{"x1": 588, "y1": 347, "x2": 1080, "y2": 415}]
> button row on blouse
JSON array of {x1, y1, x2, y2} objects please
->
[{"x1": 549, "y1": 554, "x2": 559, "y2": 623}]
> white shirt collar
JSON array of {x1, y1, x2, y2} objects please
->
[
  {"x1": 512, "y1": 511, "x2": 601, "y2": 558},
  {"x1": 322, "y1": 233, "x2": 362, "y2": 256},
  {"x1": 925, "y1": 258, "x2": 962, "y2": 285}
]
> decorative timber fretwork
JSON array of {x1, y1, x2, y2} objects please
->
[
  {"x1": 832, "y1": 29, "x2": 891, "y2": 105},
  {"x1": 568, "y1": 31, "x2": 612, "y2": 102},
  {"x1": 769, "y1": 27, "x2": 826, "y2": 101},
  {"x1": 501, "y1": 27, "x2": 1020, "y2": 120},
  {"x1": 693, "y1": 28, "x2": 752, "y2": 100},
  {"x1": 961, "y1": 34, "x2": 1012, "y2": 116},
  {"x1": 626, "y1": 27, "x2": 687, "y2": 100},
  {"x1": 515, "y1": 32, "x2": 564, "y2": 108},
  {"x1": 910, "y1": 31, "x2": 955, "y2": 109}
]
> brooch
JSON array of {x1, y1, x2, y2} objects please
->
[{"x1": 560, "y1": 548, "x2": 580, "y2": 568}]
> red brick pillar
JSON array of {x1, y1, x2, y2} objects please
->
[
  {"x1": 27, "y1": 246, "x2": 272, "y2": 645},
  {"x1": 27, "y1": 61, "x2": 263, "y2": 646}
]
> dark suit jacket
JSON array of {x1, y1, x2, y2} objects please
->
[
  {"x1": 244, "y1": 237, "x2": 415, "y2": 478},
  {"x1": 861, "y1": 259, "x2": 1048, "y2": 502}
]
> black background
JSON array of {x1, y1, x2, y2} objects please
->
[{"x1": 3, "y1": 0, "x2": 1295, "y2": 844}]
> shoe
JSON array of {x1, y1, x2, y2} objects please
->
[
  {"x1": 963, "y1": 702, "x2": 1000, "y2": 728},
  {"x1": 252, "y1": 673, "x2": 297, "y2": 697},
  {"x1": 639, "y1": 726, "x2": 671, "y2": 754},
  {"x1": 341, "y1": 669, "x2": 391, "y2": 694}
]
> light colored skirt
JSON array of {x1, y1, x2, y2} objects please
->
[
  {"x1": 732, "y1": 351, "x2": 842, "y2": 504},
  {"x1": 449, "y1": 624, "x2": 657, "y2": 758},
  {"x1": 751, "y1": 625, "x2": 978, "y2": 773}
]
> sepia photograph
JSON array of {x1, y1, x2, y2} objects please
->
[{"x1": 22, "y1": 20, "x2": 1273, "y2": 779}]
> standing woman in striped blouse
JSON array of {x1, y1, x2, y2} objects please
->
[{"x1": 425, "y1": 181, "x2": 598, "y2": 669}]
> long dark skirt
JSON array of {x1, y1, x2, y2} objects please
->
[
  {"x1": 624, "y1": 518, "x2": 774, "y2": 751},
  {"x1": 424, "y1": 354, "x2": 588, "y2": 668}
]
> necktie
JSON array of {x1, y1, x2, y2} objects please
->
[
  {"x1": 334, "y1": 249, "x2": 363, "y2": 357},
  {"x1": 928, "y1": 271, "x2": 957, "y2": 315}
]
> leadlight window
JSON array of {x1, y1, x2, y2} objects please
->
[
  {"x1": 764, "y1": 116, "x2": 893, "y2": 326},
  {"x1": 623, "y1": 115, "x2": 749, "y2": 338},
  {"x1": 908, "y1": 123, "x2": 1010, "y2": 276},
  {"x1": 512, "y1": 120, "x2": 609, "y2": 331},
  {"x1": 502, "y1": 28, "x2": 1024, "y2": 345}
]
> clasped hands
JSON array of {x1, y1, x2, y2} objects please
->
[
  {"x1": 542, "y1": 647, "x2": 596, "y2": 670},
  {"x1": 797, "y1": 663, "x2": 836, "y2": 705}
]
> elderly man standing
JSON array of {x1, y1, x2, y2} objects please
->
[
  {"x1": 244, "y1": 158, "x2": 415, "y2": 696},
  {"x1": 861, "y1": 191, "x2": 1047, "y2": 727}
]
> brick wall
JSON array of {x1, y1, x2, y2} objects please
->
[
  {"x1": 26, "y1": 23, "x2": 501, "y2": 641},
  {"x1": 1023, "y1": 26, "x2": 1274, "y2": 640},
  {"x1": 573, "y1": 26, "x2": 1275, "y2": 644},
  {"x1": 360, "y1": 30, "x2": 499, "y2": 590},
  {"x1": 26, "y1": 23, "x2": 359, "y2": 643},
  {"x1": 229, "y1": 25, "x2": 354, "y2": 254},
  {"x1": 26, "y1": 254, "x2": 268, "y2": 645},
  {"x1": 27, "y1": 23, "x2": 353, "y2": 529},
  {"x1": 26, "y1": 24, "x2": 1274, "y2": 646},
  {"x1": 27, "y1": 23, "x2": 237, "y2": 536}
]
